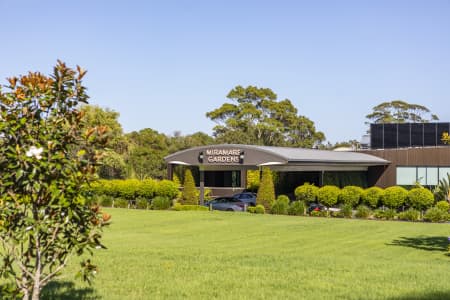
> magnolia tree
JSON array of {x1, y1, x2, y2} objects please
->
[{"x1": 0, "y1": 61, "x2": 110, "y2": 299}]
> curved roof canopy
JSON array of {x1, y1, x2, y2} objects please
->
[{"x1": 165, "y1": 144, "x2": 389, "y2": 168}]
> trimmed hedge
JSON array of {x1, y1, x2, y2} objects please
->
[
  {"x1": 382, "y1": 186, "x2": 408, "y2": 209},
  {"x1": 256, "y1": 167, "x2": 276, "y2": 211},
  {"x1": 294, "y1": 183, "x2": 318, "y2": 203},
  {"x1": 172, "y1": 203, "x2": 209, "y2": 211},
  {"x1": 317, "y1": 185, "x2": 341, "y2": 208},
  {"x1": 407, "y1": 188, "x2": 434, "y2": 211},
  {"x1": 436, "y1": 200, "x2": 450, "y2": 212},
  {"x1": 86, "y1": 179, "x2": 179, "y2": 200},
  {"x1": 339, "y1": 186, "x2": 363, "y2": 208},
  {"x1": 361, "y1": 187, "x2": 383, "y2": 208}
]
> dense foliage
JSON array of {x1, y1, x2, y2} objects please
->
[
  {"x1": 316, "y1": 186, "x2": 341, "y2": 208},
  {"x1": 339, "y1": 186, "x2": 363, "y2": 208},
  {"x1": 182, "y1": 169, "x2": 198, "y2": 205},
  {"x1": 361, "y1": 186, "x2": 383, "y2": 208},
  {"x1": 256, "y1": 167, "x2": 276, "y2": 210},
  {"x1": 294, "y1": 183, "x2": 318, "y2": 203},
  {"x1": 366, "y1": 100, "x2": 438, "y2": 124},
  {"x1": 382, "y1": 186, "x2": 408, "y2": 209},
  {"x1": 206, "y1": 85, "x2": 325, "y2": 147},
  {"x1": 406, "y1": 188, "x2": 434, "y2": 211}
]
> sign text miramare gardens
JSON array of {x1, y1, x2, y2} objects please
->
[{"x1": 205, "y1": 148, "x2": 243, "y2": 164}]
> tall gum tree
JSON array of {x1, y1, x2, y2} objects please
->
[{"x1": 206, "y1": 85, "x2": 325, "y2": 147}]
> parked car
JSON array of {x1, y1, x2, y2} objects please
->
[
  {"x1": 233, "y1": 192, "x2": 257, "y2": 206},
  {"x1": 307, "y1": 203, "x2": 326, "y2": 213},
  {"x1": 206, "y1": 197, "x2": 246, "y2": 211}
]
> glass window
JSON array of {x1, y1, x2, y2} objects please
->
[
  {"x1": 426, "y1": 167, "x2": 438, "y2": 186},
  {"x1": 417, "y1": 168, "x2": 426, "y2": 185},
  {"x1": 396, "y1": 167, "x2": 417, "y2": 185},
  {"x1": 439, "y1": 168, "x2": 450, "y2": 181}
]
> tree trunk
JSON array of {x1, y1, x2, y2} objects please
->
[{"x1": 31, "y1": 280, "x2": 40, "y2": 300}]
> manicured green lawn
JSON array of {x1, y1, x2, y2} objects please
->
[{"x1": 43, "y1": 209, "x2": 449, "y2": 300}]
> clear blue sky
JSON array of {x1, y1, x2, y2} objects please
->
[{"x1": 1, "y1": 0, "x2": 449, "y2": 144}]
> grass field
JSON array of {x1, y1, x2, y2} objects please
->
[{"x1": 41, "y1": 209, "x2": 450, "y2": 300}]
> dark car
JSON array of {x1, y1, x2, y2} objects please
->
[
  {"x1": 206, "y1": 197, "x2": 246, "y2": 211},
  {"x1": 233, "y1": 192, "x2": 257, "y2": 206},
  {"x1": 307, "y1": 203, "x2": 326, "y2": 213}
]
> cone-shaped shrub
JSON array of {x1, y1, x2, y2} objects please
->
[
  {"x1": 182, "y1": 169, "x2": 198, "y2": 205},
  {"x1": 256, "y1": 167, "x2": 276, "y2": 210},
  {"x1": 361, "y1": 186, "x2": 383, "y2": 208},
  {"x1": 294, "y1": 183, "x2": 318, "y2": 203},
  {"x1": 339, "y1": 186, "x2": 363, "y2": 208},
  {"x1": 317, "y1": 185, "x2": 340, "y2": 208},
  {"x1": 382, "y1": 186, "x2": 407, "y2": 209}
]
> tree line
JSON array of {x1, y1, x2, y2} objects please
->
[{"x1": 85, "y1": 86, "x2": 438, "y2": 180}]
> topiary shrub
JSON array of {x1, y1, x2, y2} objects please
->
[
  {"x1": 254, "y1": 204, "x2": 266, "y2": 214},
  {"x1": 182, "y1": 169, "x2": 198, "y2": 205},
  {"x1": 407, "y1": 188, "x2": 434, "y2": 211},
  {"x1": 172, "y1": 203, "x2": 209, "y2": 211},
  {"x1": 316, "y1": 185, "x2": 341, "y2": 209},
  {"x1": 288, "y1": 201, "x2": 305, "y2": 216},
  {"x1": 361, "y1": 187, "x2": 383, "y2": 208},
  {"x1": 382, "y1": 186, "x2": 408, "y2": 209},
  {"x1": 271, "y1": 195, "x2": 290, "y2": 215},
  {"x1": 423, "y1": 207, "x2": 449, "y2": 223},
  {"x1": 435, "y1": 200, "x2": 450, "y2": 212},
  {"x1": 355, "y1": 205, "x2": 371, "y2": 219},
  {"x1": 151, "y1": 196, "x2": 171, "y2": 210},
  {"x1": 398, "y1": 209, "x2": 420, "y2": 221},
  {"x1": 256, "y1": 167, "x2": 276, "y2": 211},
  {"x1": 294, "y1": 183, "x2": 318, "y2": 203},
  {"x1": 157, "y1": 179, "x2": 180, "y2": 200},
  {"x1": 339, "y1": 186, "x2": 363, "y2": 208},
  {"x1": 136, "y1": 197, "x2": 149, "y2": 210}
]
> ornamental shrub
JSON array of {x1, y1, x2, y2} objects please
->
[
  {"x1": 138, "y1": 179, "x2": 157, "y2": 199},
  {"x1": 247, "y1": 206, "x2": 256, "y2": 213},
  {"x1": 151, "y1": 196, "x2": 171, "y2": 210},
  {"x1": 382, "y1": 186, "x2": 408, "y2": 209},
  {"x1": 288, "y1": 201, "x2": 305, "y2": 216},
  {"x1": 271, "y1": 195, "x2": 290, "y2": 215},
  {"x1": 339, "y1": 204, "x2": 353, "y2": 218},
  {"x1": 254, "y1": 204, "x2": 266, "y2": 214},
  {"x1": 374, "y1": 208, "x2": 397, "y2": 220},
  {"x1": 398, "y1": 209, "x2": 420, "y2": 221},
  {"x1": 256, "y1": 167, "x2": 276, "y2": 211},
  {"x1": 339, "y1": 186, "x2": 363, "y2": 207},
  {"x1": 435, "y1": 200, "x2": 450, "y2": 212},
  {"x1": 407, "y1": 188, "x2": 434, "y2": 211},
  {"x1": 136, "y1": 197, "x2": 149, "y2": 210},
  {"x1": 361, "y1": 187, "x2": 383, "y2": 208},
  {"x1": 316, "y1": 185, "x2": 341, "y2": 208},
  {"x1": 355, "y1": 205, "x2": 371, "y2": 219},
  {"x1": 423, "y1": 207, "x2": 449, "y2": 223},
  {"x1": 182, "y1": 169, "x2": 198, "y2": 204},
  {"x1": 294, "y1": 183, "x2": 318, "y2": 203},
  {"x1": 172, "y1": 203, "x2": 209, "y2": 211},
  {"x1": 99, "y1": 195, "x2": 114, "y2": 207},
  {"x1": 114, "y1": 198, "x2": 129, "y2": 208},
  {"x1": 157, "y1": 179, "x2": 180, "y2": 200}
]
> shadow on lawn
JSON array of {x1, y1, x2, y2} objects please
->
[
  {"x1": 41, "y1": 281, "x2": 100, "y2": 300},
  {"x1": 388, "y1": 236, "x2": 449, "y2": 253},
  {"x1": 390, "y1": 291, "x2": 450, "y2": 300}
]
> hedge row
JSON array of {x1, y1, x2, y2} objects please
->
[
  {"x1": 295, "y1": 184, "x2": 437, "y2": 210},
  {"x1": 85, "y1": 179, "x2": 180, "y2": 200}
]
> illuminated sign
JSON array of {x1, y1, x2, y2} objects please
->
[{"x1": 199, "y1": 149, "x2": 244, "y2": 164}]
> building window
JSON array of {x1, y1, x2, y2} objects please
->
[
  {"x1": 396, "y1": 167, "x2": 416, "y2": 185},
  {"x1": 397, "y1": 166, "x2": 450, "y2": 186}
]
